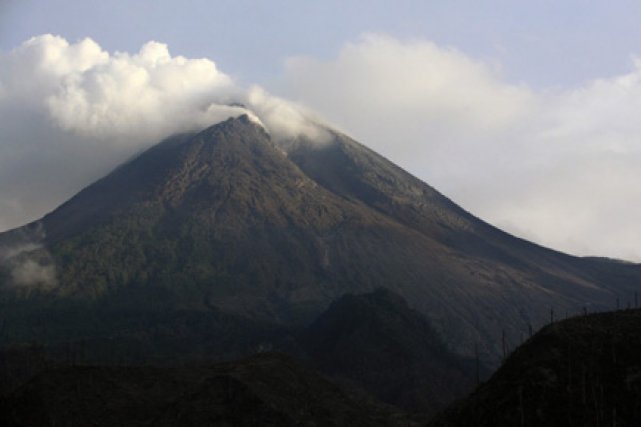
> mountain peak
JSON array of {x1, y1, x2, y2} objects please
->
[
  {"x1": 201, "y1": 113, "x2": 266, "y2": 136},
  {"x1": 40, "y1": 113, "x2": 286, "y2": 242}
]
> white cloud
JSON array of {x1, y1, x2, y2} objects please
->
[
  {"x1": 10, "y1": 258, "x2": 57, "y2": 289},
  {"x1": 281, "y1": 34, "x2": 641, "y2": 261},
  {"x1": 285, "y1": 34, "x2": 535, "y2": 131},
  {"x1": 0, "y1": 35, "x2": 323, "y2": 231},
  {"x1": 0, "y1": 222, "x2": 57, "y2": 289}
]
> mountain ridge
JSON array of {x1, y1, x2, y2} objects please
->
[{"x1": 430, "y1": 308, "x2": 641, "y2": 426}]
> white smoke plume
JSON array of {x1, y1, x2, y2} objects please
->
[{"x1": 0, "y1": 34, "x2": 323, "y2": 232}]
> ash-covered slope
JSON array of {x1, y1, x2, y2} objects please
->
[
  {"x1": 0, "y1": 115, "x2": 640, "y2": 365},
  {"x1": 430, "y1": 309, "x2": 641, "y2": 427}
]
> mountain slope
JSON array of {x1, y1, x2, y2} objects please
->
[
  {"x1": 430, "y1": 309, "x2": 641, "y2": 427},
  {"x1": 0, "y1": 115, "x2": 640, "y2": 365},
  {"x1": 286, "y1": 131, "x2": 641, "y2": 358},
  {"x1": 34, "y1": 116, "x2": 419, "y2": 323}
]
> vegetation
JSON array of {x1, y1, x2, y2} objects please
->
[
  {"x1": 0, "y1": 352, "x2": 412, "y2": 427},
  {"x1": 299, "y1": 288, "x2": 482, "y2": 416},
  {"x1": 430, "y1": 309, "x2": 641, "y2": 426}
]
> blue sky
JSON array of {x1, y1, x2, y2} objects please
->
[
  {"x1": 4, "y1": 0, "x2": 641, "y2": 88},
  {"x1": 3, "y1": 1, "x2": 641, "y2": 260}
]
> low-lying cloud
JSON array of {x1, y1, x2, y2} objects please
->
[
  {"x1": 0, "y1": 223, "x2": 57, "y2": 289},
  {"x1": 0, "y1": 35, "x2": 323, "y2": 232},
  {"x1": 282, "y1": 34, "x2": 641, "y2": 261}
]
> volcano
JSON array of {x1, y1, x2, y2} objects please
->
[{"x1": 1, "y1": 115, "x2": 640, "y2": 365}]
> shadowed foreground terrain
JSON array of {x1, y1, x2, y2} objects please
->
[
  {"x1": 0, "y1": 289, "x2": 475, "y2": 423},
  {"x1": 0, "y1": 352, "x2": 416, "y2": 427},
  {"x1": 430, "y1": 309, "x2": 641, "y2": 426},
  {"x1": 299, "y1": 288, "x2": 484, "y2": 415},
  {"x1": 4, "y1": 308, "x2": 641, "y2": 426}
]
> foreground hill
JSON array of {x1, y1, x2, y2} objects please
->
[
  {"x1": 299, "y1": 288, "x2": 482, "y2": 416},
  {"x1": 0, "y1": 115, "x2": 640, "y2": 365},
  {"x1": 0, "y1": 353, "x2": 410, "y2": 427},
  {"x1": 0, "y1": 289, "x2": 478, "y2": 419},
  {"x1": 430, "y1": 309, "x2": 641, "y2": 426}
]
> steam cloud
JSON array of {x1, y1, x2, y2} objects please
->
[{"x1": 0, "y1": 35, "x2": 323, "y2": 232}]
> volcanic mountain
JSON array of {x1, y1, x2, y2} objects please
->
[{"x1": 0, "y1": 114, "x2": 640, "y2": 364}]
